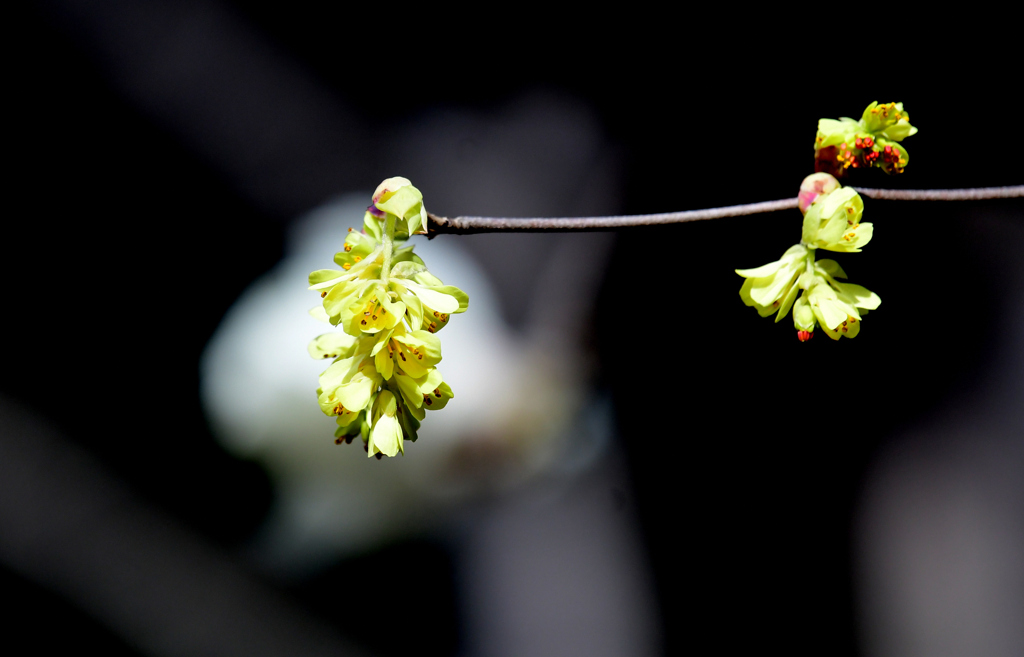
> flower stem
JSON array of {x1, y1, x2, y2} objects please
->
[{"x1": 381, "y1": 214, "x2": 396, "y2": 285}]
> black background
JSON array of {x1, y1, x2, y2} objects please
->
[{"x1": 6, "y1": 4, "x2": 1021, "y2": 655}]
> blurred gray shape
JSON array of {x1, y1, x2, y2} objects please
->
[
  {"x1": 385, "y1": 91, "x2": 621, "y2": 331},
  {"x1": 855, "y1": 210, "x2": 1024, "y2": 657},
  {"x1": 0, "y1": 396, "x2": 368, "y2": 657},
  {"x1": 203, "y1": 194, "x2": 561, "y2": 574},
  {"x1": 460, "y1": 412, "x2": 662, "y2": 657},
  {"x1": 41, "y1": 0, "x2": 370, "y2": 217},
  {"x1": 201, "y1": 193, "x2": 612, "y2": 577}
]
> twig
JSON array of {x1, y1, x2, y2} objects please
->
[
  {"x1": 427, "y1": 185, "x2": 1024, "y2": 237},
  {"x1": 849, "y1": 186, "x2": 1024, "y2": 201}
]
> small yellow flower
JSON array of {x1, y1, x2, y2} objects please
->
[{"x1": 801, "y1": 187, "x2": 873, "y2": 253}]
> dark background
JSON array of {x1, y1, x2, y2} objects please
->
[{"x1": 4, "y1": 3, "x2": 1021, "y2": 656}]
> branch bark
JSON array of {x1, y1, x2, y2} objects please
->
[{"x1": 427, "y1": 185, "x2": 1024, "y2": 237}]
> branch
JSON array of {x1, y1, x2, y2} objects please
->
[
  {"x1": 427, "y1": 185, "x2": 1024, "y2": 237},
  {"x1": 849, "y1": 186, "x2": 1024, "y2": 201}
]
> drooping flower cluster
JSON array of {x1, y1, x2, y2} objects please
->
[
  {"x1": 737, "y1": 102, "x2": 919, "y2": 341},
  {"x1": 307, "y1": 178, "x2": 468, "y2": 457},
  {"x1": 736, "y1": 174, "x2": 880, "y2": 341},
  {"x1": 814, "y1": 101, "x2": 917, "y2": 176}
]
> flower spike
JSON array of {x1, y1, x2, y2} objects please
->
[{"x1": 307, "y1": 179, "x2": 468, "y2": 457}]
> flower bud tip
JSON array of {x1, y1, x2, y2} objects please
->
[{"x1": 798, "y1": 173, "x2": 840, "y2": 214}]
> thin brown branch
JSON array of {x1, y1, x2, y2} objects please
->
[
  {"x1": 849, "y1": 185, "x2": 1024, "y2": 201},
  {"x1": 427, "y1": 198, "x2": 800, "y2": 236},
  {"x1": 427, "y1": 185, "x2": 1023, "y2": 237}
]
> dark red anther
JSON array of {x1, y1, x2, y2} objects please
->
[
  {"x1": 864, "y1": 137, "x2": 874, "y2": 147},
  {"x1": 815, "y1": 146, "x2": 844, "y2": 177},
  {"x1": 797, "y1": 330, "x2": 814, "y2": 342}
]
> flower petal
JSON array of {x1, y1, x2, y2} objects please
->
[
  {"x1": 739, "y1": 278, "x2": 777, "y2": 317},
  {"x1": 308, "y1": 269, "x2": 349, "y2": 289},
  {"x1": 308, "y1": 332, "x2": 358, "y2": 360},
  {"x1": 403, "y1": 282, "x2": 460, "y2": 314},
  {"x1": 309, "y1": 305, "x2": 331, "y2": 323},
  {"x1": 809, "y1": 286, "x2": 848, "y2": 330},
  {"x1": 395, "y1": 330, "x2": 442, "y2": 363},
  {"x1": 368, "y1": 390, "x2": 402, "y2": 457},
  {"x1": 793, "y1": 295, "x2": 816, "y2": 332},
  {"x1": 390, "y1": 261, "x2": 427, "y2": 279},
  {"x1": 336, "y1": 372, "x2": 378, "y2": 413},
  {"x1": 815, "y1": 259, "x2": 847, "y2": 279},
  {"x1": 818, "y1": 188, "x2": 861, "y2": 221},
  {"x1": 834, "y1": 282, "x2": 881, "y2": 310},
  {"x1": 735, "y1": 260, "x2": 787, "y2": 279},
  {"x1": 375, "y1": 346, "x2": 394, "y2": 380},
  {"x1": 368, "y1": 413, "x2": 403, "y2": 457},
  {"x1": 749, "y1": 268, "x2": 799, "y2": 307},
  {"x1": 422, "y1": 380, "x2": 453, "y2": 411},
  {"x1": 374, "y1": 288, "x2": 406, "y2": 330},
  {"x1": 375, "y1": 185, "x2": 423, "y2": 221},
  {"x1": 775, "y1": 279, "x2": 800, "y2": 323}
]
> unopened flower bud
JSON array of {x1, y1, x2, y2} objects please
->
[
  {"x1": 798, "y1": 173, "x2": 841, "y2": 214},
  {"x1": 372, "y1": 177, "x2": 412, "y2": 205},
  {"x1": 371, "y1": 176, "x2": 427, "y2": 236}
]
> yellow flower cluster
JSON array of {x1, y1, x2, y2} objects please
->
[{"x1": 308, "y1": 179, "x2": 467, "y2": 457}]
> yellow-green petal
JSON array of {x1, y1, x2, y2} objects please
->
[
  {"x1": 809, "y1": 286, "x2": 848, "y2": 330},
  {"x1": 793, "y1": 295, "x2": 816, "y2": 332},
  {"x1": 423, "y1": 380, "x2": 453, "y2": 411},
  {"x1": 775, "y1": 279, "x2": 800, "y2": 323},
  {"x1": 308, "y1": 332, "x2": 359, "y2": 360},
  {"x1": 309, "y1": 269, "x2": 349, "y2": 289},
  {"x1": 375, "y1": 185, "x2": 423, "y2": 222},
  {"x1": 739, "y1": 278, "x2": 777, "y2": 318},
  {"x1": 815, "y1": 259, "x2": 847, "y2": 279},
  {"x1": 390, "y1": 261, "x2": 427, "y2": 279},
  {"x1": 403, "y1": 282, "x2": 461, "y2": 314},
  {"x1": 736, "y1": 260, "x2": 786, "y2": 278},
  {"x1": 834, "y1": 282, "x2": 881, "y2": 310},
  {"x1": 375, "y1": 345, "x2": 394, "y2": 380},
  {"x1": 368, "y1": 390, "x2": 403, "y2": 457},
  {"x1": 309, "y1": 305, "x2": 331, "y2": 323}
]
